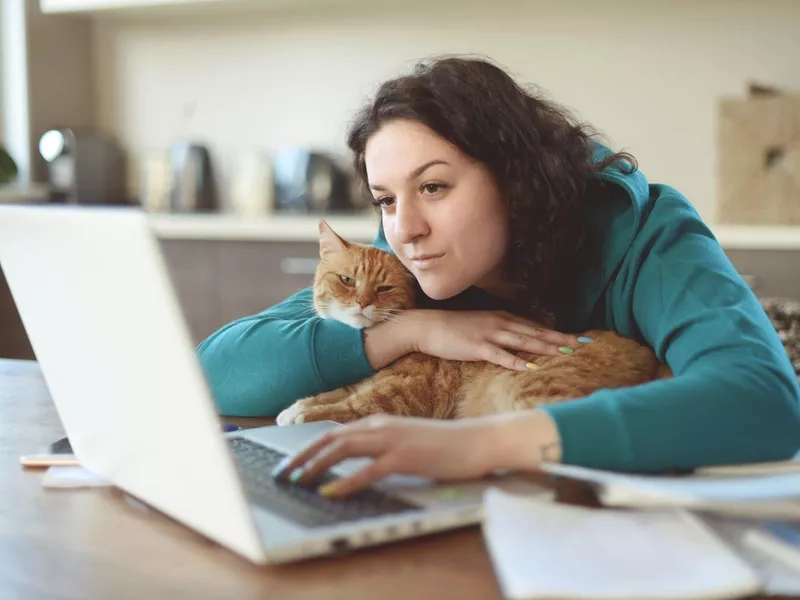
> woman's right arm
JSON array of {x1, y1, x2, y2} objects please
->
[
  {"x1": 198, "y1": 288, "x2": 579, "y2": 417},
  {"x1": 197, "y1": 287, "x2": 377, "y2": 417}
]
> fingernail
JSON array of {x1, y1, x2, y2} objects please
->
[
  {"x1": 271, "y1": 457, "x2": 291, "y2": 479},
  {"x1": 318, "y1": 481, "x2": 342, "y2": 498},
  {"x1": 558, "y1": 346, "x2": 574, "y2": 355},
  {"x1": 577, "y1": 336, "x2": 593, "y2": 344},
  {"x1": 526, "y1": 362, "x2": 540, "y2": 370},
  {"x1": 289, "y1": 468, "x2": 305, "y2": 483}
]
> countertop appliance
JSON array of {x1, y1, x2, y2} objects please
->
[
  {"x1": 272, "y1": 149, "x2": 367, "y2": 214},
  {"x1": 38, "y1": 128, "x2": 128, "y2": 205}
]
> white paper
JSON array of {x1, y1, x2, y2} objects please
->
[
  {"x1": 481, "y1": 488, "x2": 761, "y2": 600},
  {"x1": 702, "y1": 514, "x2": 800, "y2": 596},
  {"x1": 42, "y1": 465, "x2": 111, "y2": 488}
]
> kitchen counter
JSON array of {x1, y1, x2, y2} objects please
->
[
  {"x1": 147, "y1": 213, "x2": 800, "y2": 249},
  {"x1": 0, "y1": 184, "x2": 50, "y2": 204},
  {"x1": 148, "y1": 213, "x2": 381, "y2": 242}
]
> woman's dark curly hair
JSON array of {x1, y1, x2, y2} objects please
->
[{"x1": 346, "y1": 56, "x2": 636, "y2": 326}]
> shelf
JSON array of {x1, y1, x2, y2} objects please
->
[
  {"x1": 41, "y1": 0, "x2": 257, "y2": 14},
  {"x1": 39, "y1": 0, "x2": 363, "y2": 16},
  {"x1": 710, "y1": 225, "x2": 800, "y2": 251}
]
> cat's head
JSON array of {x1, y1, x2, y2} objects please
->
[{"x1": 313, "y1": 220, "x2": 416, "y2": 329}]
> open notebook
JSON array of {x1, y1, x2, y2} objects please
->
[{"x1": 482, "y1": 489, "x2": 762, "y2": 600}]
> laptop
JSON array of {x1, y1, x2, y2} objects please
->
[{"x1": 0, "y1": 205, "x2": 550, "y2": 564}]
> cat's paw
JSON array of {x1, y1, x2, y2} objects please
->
[{"x1": 276, "y1": 401, "x2": 310, "y2": 426}]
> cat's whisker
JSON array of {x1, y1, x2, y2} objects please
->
[
  {"x1": 295, "y1": 303, "x2": 323, "y2": 318},
  {"x1": 381, "y1": 316, "x2": 406, "y2": 325},
  {"x1": 374, "y1": 310, "x2": 409, "y2": 325}
]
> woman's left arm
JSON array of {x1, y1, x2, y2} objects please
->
[{"x1": 540, "y1": 194, "x2": 800, "y2": 472}]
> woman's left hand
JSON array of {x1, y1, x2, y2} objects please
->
[{"x1": 270, "y1": 412, "x2": 561, "y2": 498}]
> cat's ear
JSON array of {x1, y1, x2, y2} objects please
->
[{"x1": 318, "y1": 219, "x2": 350, "y2": 257}]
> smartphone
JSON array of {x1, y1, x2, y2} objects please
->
[{"x1": 19, "y1": 436, "x2": 79, "y2": 468}]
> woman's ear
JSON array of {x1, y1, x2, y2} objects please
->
[{"x1": 318, "y1": 219, "x2": 350, "y2": 257}]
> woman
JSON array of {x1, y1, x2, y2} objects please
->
[{"x1": 198, "y1": 57, "x2": 800, "y2": 498}]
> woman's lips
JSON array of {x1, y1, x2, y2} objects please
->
[{"x1": 410, "y1": 254, "x2": 444, "y2": 270}]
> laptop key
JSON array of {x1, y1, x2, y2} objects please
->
[{"x1": 227, "y1": 437, "x2": 421, "y2": 528}]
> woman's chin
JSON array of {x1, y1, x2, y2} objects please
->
[{"x1": 417, "y1": 278, "x2": 468, "y2": 301}]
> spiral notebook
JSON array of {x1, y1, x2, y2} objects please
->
[{"x1": 481, "y1": 489, "x2": 761, "y2": 600}]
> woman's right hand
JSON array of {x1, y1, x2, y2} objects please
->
[{"x1": 404, "y1": 309, "x2": 582, "y2": 371}]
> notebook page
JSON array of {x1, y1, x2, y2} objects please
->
[{"x1": 481, "y1": 489, "x2": 761, "y2": 600}]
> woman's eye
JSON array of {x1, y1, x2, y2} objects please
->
[
  {"x1": 376, "y1": 197, "x2": 395, "y2": 209},
  {"x1": 376, "y1": 285, "x2": 395, "y2": 293},
  {"x1": 339, "y1": 275, "x2": 355, "y2": 286},
  {"x1": 420, "y1": 182, "x2": 447, "y2": 195}
]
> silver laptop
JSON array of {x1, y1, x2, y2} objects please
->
[{"x1": 0, "y1": 204, "x2": 549, "y2": 564}]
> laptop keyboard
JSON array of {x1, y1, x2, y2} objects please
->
[{"x1": 227, "y1": 437, "x2": 421, "y2": 528}]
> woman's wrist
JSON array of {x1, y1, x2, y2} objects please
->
[
  {"x1": 481, "y1": 409, "x2": 563, "y2": 472},
  {"x1": 362, "y1": 313, "x2": 417, "y2": 369}
]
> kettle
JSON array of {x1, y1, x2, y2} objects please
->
[{"x1": 169, "y1": 142, "x2": 218, "y2": 212}]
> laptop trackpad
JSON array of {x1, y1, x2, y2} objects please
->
[{"x1": 237, "y1": 422, "x2": 432, "y2": 483}]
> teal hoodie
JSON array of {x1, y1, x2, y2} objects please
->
[{"x1": 197, "y1": 146, "x2": 800, "y2": 473}]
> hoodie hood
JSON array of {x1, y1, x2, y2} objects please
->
[{"x1": 567, "y1": 141, "x2": 652, "y2": 330}]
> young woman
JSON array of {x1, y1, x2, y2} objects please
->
[{"x1": 198, "y1": 57, "x2": 800, "y2": 498}]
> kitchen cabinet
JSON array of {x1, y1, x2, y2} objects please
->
[
  {"x1": 721, "y1": 249, "x2": 800, "y2": 301},
  {"x1": 0, "y1": 265, "x2": 35, "y2": 360},
  {"x1": 159, "y1": 239, "x2": 321, "y2": 345}
]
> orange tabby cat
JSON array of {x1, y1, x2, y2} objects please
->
[{"x1": 276, "y1": 221, "x2": 671, "y2": 426}]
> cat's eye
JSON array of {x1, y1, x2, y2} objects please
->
[
  {"x1": 339, "y1": 274, "x2": 355, "y2": 287},
  {"x1": 377, "y1": 285, "x2": 395, "y2": 293}
]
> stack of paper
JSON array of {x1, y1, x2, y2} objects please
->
[
  {"x1": 540, "y1": 463, "x2": 800, "y2": 520},
  {"x1": 482, "y1": 489, "x2": 761, "y2": 600}
]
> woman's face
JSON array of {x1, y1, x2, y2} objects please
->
[{"x1": 364, "y1": 119, "x2": 510, "y2": 300}]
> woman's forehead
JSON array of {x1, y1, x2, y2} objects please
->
[{"x1": 365, "y1": 121, "x2": 464, "y2": 183}]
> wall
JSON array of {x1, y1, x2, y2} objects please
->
[
  {"x1": 1, "y1": 0, "x2": 95, "y2": 183},
  {"x1": 92, "y1": 0, "x2": 800, "y2": 222}
]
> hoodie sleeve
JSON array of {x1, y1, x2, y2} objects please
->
[
  {"x1": 197, "y1": 287, "x2": 375, "y2": 417},
  {"x1": 541, "y1": 195, "x2": 800, "y2": 472}
]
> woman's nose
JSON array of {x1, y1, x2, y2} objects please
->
[{"x1": 393, "y1": 200, "x2": 429, "y2": 245}]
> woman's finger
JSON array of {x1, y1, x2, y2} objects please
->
[
  {"x1": 318, "y1": 456, "x2": 397, "y2": 498},
  {"x1": 502, "y1": 318, "x2": 582, "y2": 349},
  {"x1": 478, "y1": 343, "x2": 532, "y2": 371},
  {"x1": 270, "y1": 430, "x2": 340, "y2": 479},
  {"x1": 293, "y1": 432, "x2": 386, "y2": 486},
  {"x1": 491, "y1": 330, "x2": 567, "y2": 357}
]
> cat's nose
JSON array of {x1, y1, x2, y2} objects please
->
[{"x1": 358, "y1": 298, "x2": 371, "y2": 309}]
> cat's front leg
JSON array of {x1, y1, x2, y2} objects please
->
[{"x1": 276, "y1": 386, "x2": 359, "y2": 426}]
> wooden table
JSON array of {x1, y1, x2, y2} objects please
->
[{"x1": 0, "y1": 359, "x2": 789, "y2": 600}]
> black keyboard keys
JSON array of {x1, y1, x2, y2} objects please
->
[{"x1": 227, "y1": 437, "x2": 420, "y2": 528}]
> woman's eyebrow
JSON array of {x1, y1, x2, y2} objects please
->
[{"x1": 369, "y1": 159, "x2": 450, "y2": 191}]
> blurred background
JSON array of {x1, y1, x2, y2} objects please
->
[{"x1": 1, "y1": 0, "x2": 798, "y2": 361}]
